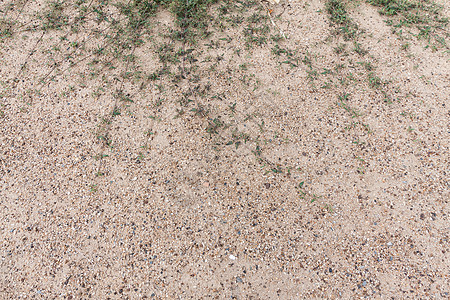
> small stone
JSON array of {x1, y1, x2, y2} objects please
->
[
  {"x1": 264, "y1": 183, "x2": 270, "y2": 189},
  {"x1": 431, "y1": 212, "x2": 436, "y2": 220},
  {"x1": 229, "y1": 255, "x2": 236, "y2": 260},
  {"x1": 387, "y1": 242, "x2": 393, "y2": 246},
  {"x1": 236, "y1": 277, "x2": 243, "y2": 283},
  {"x1": 203, "y1": 182, "x2": 210, "y2": 187}
]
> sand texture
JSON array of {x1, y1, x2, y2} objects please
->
[{"x1": 0, "y1": 0, "x2": 449, "y2": 298}]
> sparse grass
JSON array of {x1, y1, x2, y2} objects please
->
[
  {"x1": 367, "y1": 72, "x2": 384, "y2": 89},
  {"x1": 3, "y1": 0, "x2": 437, "y2": 204},
  {"x1": 243, "y1": 12, "x2": 270, "y2": 47},
  {"x1": 0, "y1": 19, "x2": 14, "y2": 40},
  {"x1": 334, "y1": 43, "x2": 348, "y2": 54},
  {"x1": 41, "y1": 0, "x2": 69, "y2": 30},
  {"x1": 271, "y1": 44, "x2": 299, "y2": 67},
  {"x1": 367, "y1": 0, "x2": 449, "y2": 50},
  {"x1": 337, "y1": 93, "x2": 361, "y2": 118},
  {"x1": 326, "y1": 0, "x2": 360, "y2": 39},
  {"x1": 324, "y1": 0, "x2": 395, "y2": 103},
  {"x1": 353, "y1": 42, "x2": 367, "y2": 55},
  {"x1": 2, "y1": 1, "x2": 448, "y2": 293}
]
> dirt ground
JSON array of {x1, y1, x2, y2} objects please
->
[{"x1": 0, "y1": 0, "x2": 449, "y2": 298}]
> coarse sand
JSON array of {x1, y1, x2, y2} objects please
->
[{"x1": 0, "y1": 0, "x2": 449, "y2": 298}]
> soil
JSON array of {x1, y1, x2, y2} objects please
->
[{"x1": 0, "y1": 0, "x2": 449, "y2": 298}]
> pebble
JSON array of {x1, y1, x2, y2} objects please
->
[{"x1": 229, "y1": 255, "x2": 236, "y2": 260}]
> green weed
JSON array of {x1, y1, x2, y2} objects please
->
[
  {"x1": 367, "y1": 0, "x2": 449, "y2": 50},
  {"x1": 326, "y1": 0, "x2": 360, "y2": 39}
]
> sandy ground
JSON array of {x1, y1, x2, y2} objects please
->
[{"x1": 0, "y1": 0, "x2": 449, "y2": 298}]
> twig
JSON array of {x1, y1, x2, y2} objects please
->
[{"x1": 260, "y1": 1, "x2": 287, "y2": 39}]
